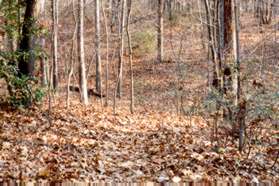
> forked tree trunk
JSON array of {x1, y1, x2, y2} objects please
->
[{"x1": 77, "y1": 0, "x2": 89, "y2": 105}]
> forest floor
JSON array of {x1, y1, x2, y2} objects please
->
[
  {"x1": 0, "y1": 13, "x2": 278, "y2": 183},
  {"x1": 0, "y1": 99, "x2": 278, "y2": 182}
]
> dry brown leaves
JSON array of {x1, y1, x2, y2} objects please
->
[{"x1": 0, "y1": 101, "x2": 278, "y2": 182}]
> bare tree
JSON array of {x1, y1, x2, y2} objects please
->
[{"x1": 77, "y1": 0, "x2": 89, "y2": 105}]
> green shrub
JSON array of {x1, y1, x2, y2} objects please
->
[
  {"x1": 0, "y1": 54, "x2": 45, "y2": 108},
  {"x1": 8, "y1": 76, "x2": 44, "y2": 107}
]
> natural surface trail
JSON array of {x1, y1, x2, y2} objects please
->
[{"x1": 0, "y1": 101, "x2": 278, "y2": 182}]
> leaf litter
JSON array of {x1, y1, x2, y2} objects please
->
[{"x1": 0, "y1": 101, "x2": 278, "y2": 182}]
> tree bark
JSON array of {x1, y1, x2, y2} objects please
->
[
  {"x1": 237, "y1": 99, "x2": 246, "y2": 152},
  {"x1": 223, "y1": 0, "x2": 234, "y2": 97},
  {"x1": 203, "y1": 0, "x2": 220, "y2": 90},
  {"x1": 233, "y1": 0, "x2": 241, "y2": 106},
  {"x1": 157, "y1": 0, "x2": 164, "y2": 63},
  {"x1": 116, "y1": 0, "x2": 126, "y2": 98},
  {"x1": 95, "y1": 0, "x2": 102, "y2": 94},
  {"x1": 259, "y1": 0, "x2": 272, "y2": 25},
  {"x1": 126, "y1": 0, "x2": 134, "y2": 113},
  {"x1": 101, "y1": 1, "x2": 110, "y2": 107},
  {"x1": 38, "y1": 0, "x2": 47, "y2": 86},
  {"x1": 232, "y1": 0, "x2": 245, "y2": 152},
  {"x1": 18, "y1": 0, "x2": 37, "y2": 76},
  {"x1": 51, "y1": 0, "x2": 59, "y2": 90},
  {"x1": 77, "y1": 0, "x2": 89, "y2": 105},
  {"x1": 67, "y1": 0, "x2": 77, "y2": 108},
  {"x1": 224, "y1": 0, "x2": 233, "y2": 55}
]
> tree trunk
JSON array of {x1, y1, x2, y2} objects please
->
[
  {"x1": 40, "y1": 38, "x2": 48, "y2": 86},
  {"x1": 51, "y1": 0, "x2": 59, "y2": 90},
  {"x1": 157, "y1": 0, "x2": 164, "y2": 63},
  {"x1": 77, "y1": 0, "x2": 89, "y2": 105},
  {"x1": 18, "y1": 0, "x2": 37, "y2": 76},
  {"x1": 116, "y1": 0, "x2": 126, "y2": 98},
  {"x1": 224, "y1": 0, "x2": 233, "y2": 56},
  {"x1": 223, "y1": 0, "x2": 234, "y2": 98},
  {"x1": 166, "y1": 0, "x2": 173, "y2": 21},
  {"x1": 95, "y1": 0, "x2": 102, "y2": 94},
  {"x1": 110, "y1": 0, "x2": 118, "y2": 33},
  {"x1": 126, "y1": 0, "x2": 134, "y2": 113},
  {"x1": 38, "y1": 0, "x2": 48, "y2": 86},
  {"x1": 67, "y1": 0, "x2": 77, "y2": 108},
  {"x1": 232, "y1": 0, "x2": 245, "y2": 152},
  {"x1": 233, "y1": 0, "x2": 241, "y2": 106},
  {"x1": 203, "y1": 0, "x2": 220, "y2": 90},
  {"x1": 259, "y1": 0, "x2": 272, "y2": 25},
  {"x1": 101, "y1": 1, "x2": 110, "y2": 107},
  {"x1": 237, "y1": 99, "x2": 246, "y2": 152}
]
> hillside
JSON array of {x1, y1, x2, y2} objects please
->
[{"x1": 0, "y1": 0, "x2": 278, "y2": 183}]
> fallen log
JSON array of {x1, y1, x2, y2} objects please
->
[{"x1": 69, "y1": 85, "x2": 106, "y2": 98}]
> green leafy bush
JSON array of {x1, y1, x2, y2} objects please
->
[
  {"x1": 0, "y1": 56, "x2": 45, "y2": 108},
  {"x1": 8, "y1": 76, "x2": 44, "y2": 107}
]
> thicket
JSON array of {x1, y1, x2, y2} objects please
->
[{"x1": 0, "y1": 1, "x2": 45, "y2": 108}]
